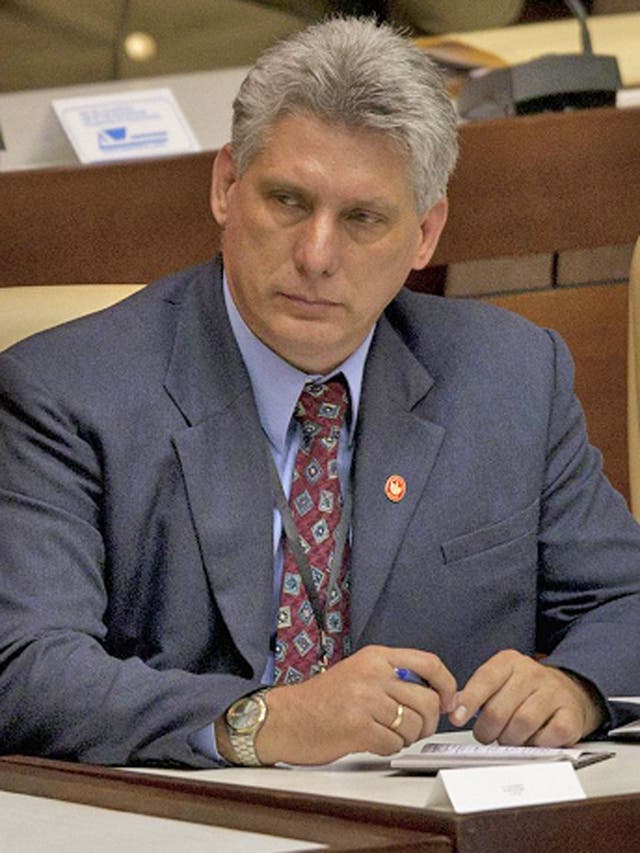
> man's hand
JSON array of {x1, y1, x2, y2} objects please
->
[
  {"x1": 449, "y1": 650, "x2": 606, "y2": 747},
  {"x1": 216, "y1": 645, "x2": 456, "y2": 766}
]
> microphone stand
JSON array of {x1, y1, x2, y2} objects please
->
[{"x1": 457, "y1": 0, "x2": 621, "y2": 121}]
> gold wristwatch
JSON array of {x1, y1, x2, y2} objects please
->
[{"x1": 224, "y1": 688, "x2": 270, "y2": 766}]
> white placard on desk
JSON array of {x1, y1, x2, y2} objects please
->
[
  {"x1": 427, "y1": 762, "x2": 585, "y2": 813},
  {"x1": 52, "y1": 88, "x2": 200, "y2": 164}
]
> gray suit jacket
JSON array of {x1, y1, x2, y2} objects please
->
[{"x1": 1, "y1": 257, "x2": 639, "y2": 766}]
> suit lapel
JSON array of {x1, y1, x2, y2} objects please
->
[
  {"x1": 350, "y1": 315, "x2": 445, "y2": 647},
  {"x1": 162, "y1": 263, "x2": 445, "y2": 666},
  {"x1": 165, "y1": 261, "x2": 273, "y2": 679}
]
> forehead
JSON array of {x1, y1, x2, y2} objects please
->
[{"x1": 245, "y1": 113, "x2": 414, "y2": 204}]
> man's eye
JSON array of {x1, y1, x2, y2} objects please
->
[
  {"x1": 348, "y1": 210, "x2": 384, "y2": 226},
  {"x1": 272, "y1": 193, "x2": 302, "y2": 209}
]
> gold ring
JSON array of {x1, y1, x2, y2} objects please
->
[{"x1": 390, "y1": 704, "x2": 404, "y2": 731}]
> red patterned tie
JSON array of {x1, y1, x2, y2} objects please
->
[{"x1": 274, "y1": 378, "x2": 351, "y2": 685}]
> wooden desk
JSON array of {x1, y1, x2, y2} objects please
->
[
  {"x1": 439, "y1": 12, "x2": 640, "y2": 87},
  {"x1": 0, "y1": 756, "x2": 449, "y2": 852},
  {"x1": 1, "y1": 735, "x2": 639, "y2": 853},
  {"x1": 0, "y1": 788, "x2": 328, "y2": 853}
]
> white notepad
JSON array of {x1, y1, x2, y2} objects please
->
[{"x1": 390, "y1": 742, "x2": 614, "y2": 773}]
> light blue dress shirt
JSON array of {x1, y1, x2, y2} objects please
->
[{"x1": 190, "y1": 274, "x2": 374, "y2": 760}]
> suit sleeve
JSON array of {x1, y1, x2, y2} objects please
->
[
  {"x1": 0, "y1": 349, "x2": 262, "y2": 767},
  {"x1": 536, "y1": 330, "x2": 640, "y2": 716}
]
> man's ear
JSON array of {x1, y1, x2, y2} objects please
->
[
  {"x1": 412, "y1": 196, "x2": 449, "y2": 271},
  {"x1": 210, "y1": 144, "x2": 237, "y2": 227}
]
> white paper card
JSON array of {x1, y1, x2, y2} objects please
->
[
  {"x1": 52, "y1": 88, "x2": 200, "y2": 164},
  {"x1": 426, "y1": 762, "x2": 585, "y2": 813}
]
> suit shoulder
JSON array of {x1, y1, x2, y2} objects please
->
[
  {"x1": 391, "y1": 288, "x2": 546, "y2": 335},
  {"x1": 383, "y1": 290, "x2": 571, "y2": 393},
  {"x1": 0, "y1": 260, "x2": 222, "y2": 418},
  {"x1": 387, "y1": 289, "x2": 554, "y2": 358},
  {"x1": 1, "y1": 260, "x2": 216, "y2": 368}
]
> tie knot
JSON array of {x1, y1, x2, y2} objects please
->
[{"x1": 295, "y1": 377, "x2": 349, "y2": 440}]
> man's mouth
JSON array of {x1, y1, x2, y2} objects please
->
[{"x1": 279, "y1": 292, "x2": 339, "y2": 308}]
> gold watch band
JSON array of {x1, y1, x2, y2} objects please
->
[{"x1": 225, "y1": 688, "x2": 270, "y2": 767}]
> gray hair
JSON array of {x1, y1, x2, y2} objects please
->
[{"x1": 231, "y1": 16, "x2": 458, "y2": 212}]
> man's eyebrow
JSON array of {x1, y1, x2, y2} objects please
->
[
  {"x1": 259, "y1": 178, "x2": 305, "y2": 195},
  {"x1": 347, "y1": 197, "x2": 397, "y2": 214},
  {"x1": 258, "y1": 178, "x2": 399, "y2": 216}
]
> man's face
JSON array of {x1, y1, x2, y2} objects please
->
[{"x1": 211, "y1": 114, "x2": 447, "y2": 374}]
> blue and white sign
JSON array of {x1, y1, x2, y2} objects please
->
[{"x1": 52, "y1": 88, "x2": 200, "y2": 164}]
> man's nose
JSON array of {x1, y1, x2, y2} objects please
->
[{"x1": 293, "y1": 214, "x2": 340, "y2": 279}]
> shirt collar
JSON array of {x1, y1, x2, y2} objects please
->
[{"x1": 223, "y1": 274, "x2": 373, "y2": 454}]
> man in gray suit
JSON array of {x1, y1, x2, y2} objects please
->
[{"x1": 1, "y1": 17, "x2": 639, "y2": 768}]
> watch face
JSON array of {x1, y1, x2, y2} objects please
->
[{"x1": 227, "y1": 696, "x2": 265, "y2": 734}]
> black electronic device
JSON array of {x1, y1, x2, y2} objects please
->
[{"x1": 457, "y1": 0, "x2": 621, "y2": 121}]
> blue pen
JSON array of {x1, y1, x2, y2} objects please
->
[
  {"x1": 395, "y1": 666, "x2": 475, "y2": 721},
  {"x1": 395, "y1": 667, "x2": 480, "y2": 722},
  {"x1": 394, "y1": 667, "x2": 429, "y2": 687}
]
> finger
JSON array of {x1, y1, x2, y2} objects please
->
[
  {"x1": 450, "y1": 649, "x2": 524, "y2": 727},
  {"x1": 389, "y1": 696, "x2": 437, "y2": 744},
  {"x1": 387, "y1": 649, "x2": 457, "y2": 712},
  {"x1": 370, "y1": 699, "x2": 412, "y2": 753},
  {"x1": 527, "y1": 707, "x2": 583, "y2": 748},
  {"x1": 388, "y1": 682, "x2": 443, "y2": 738},
  {"x1": 482, "y1": 692, "x2": 556, "y2": 746},
  {"x1": 470, "y1": 672, "x2": 541, "y2": 743},
  {"x1": 368, "y1": 719, "x2": 406, "y2": 756},
  {"x1": 397, "y1": 705, "x2": 425, "y2": 745}
]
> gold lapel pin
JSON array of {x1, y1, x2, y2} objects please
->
[{"x1": 384, "y1": 474, "x2": 406, "y2": 503}]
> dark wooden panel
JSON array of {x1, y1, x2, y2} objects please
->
[
  {"x1": 434, "y1": 106, "x2": 640, "y2": 265},
  {"x1": 2, "y1": 105, "x2": 639, "y2": 285},
  {"x1": 0, "y1": 151, "x2": 218, "y2": 285},
  {"x1": 485, "y1": 283, "x2": 629, "y2": 501}
]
